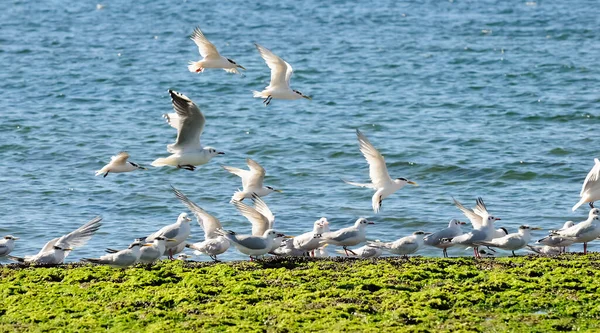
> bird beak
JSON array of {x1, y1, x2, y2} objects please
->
[
  {"x1": 276, "y1": 233, "x2": 287, "y2": 238},
  {"x1": 218, "y1": 152, "x2": 225, "y2": 155},
  {"x1": 274, "y1": 189, "x2": 283, "y2": 193},
  {"x1": 368, "y1": 221, "x2": 375, "y2": 225},
  {"x1": 142, "y1": 243, "x2": 153, "y2": 247},
  {"x1": 459, "y1": 221, "x2": 467, "y2": 225},
  {"x1": 167, "y1": 238, "x2": 177, "y2": 242},
  {"x1": 12, "y1": 237, "x2": 20, "y2": 240},
  {"x1": 139, "y1": 166, "x2": 148, "y2": 170},
  {"x1": 237, "y1": 65, "x2": 246, "y2": 70},
  {"x1": 495, "y1": 217, "x2": 502, "y2": 220},
  {"x1": 283, "y1": 235, "x2": 294, "y2": 238},
  {"x1": 424, "y1": 232, "x2": 432, "y2": 235},
  {"x1": 64, "y1": 248, "x2": 73, "y2": 251},
  {"x1": 408, "y1": 181, "x2": 418, "y2": 186},
  {"x1": 531, "y1": 227, "x2": 543, "y2": 230},
  {"x1": 303, "y1": 95, "x2": 312, "y2": 100}
]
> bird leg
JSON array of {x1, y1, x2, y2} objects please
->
[
  {"x1": 344, "y1": 246, "x2": 357, "y2": 256},
  {"x1": 584, "y1": 242, "x2": 587, "y2": 254},
  {"x1": 168, "y1": 249, "x2": 174, "y2": 260},
  {"x1": 195, "y1": 67, "x2": 204, "y2": 73},
  {"x1": 590, "y1": 202, "x2": 595, "y2": 209},
  {"x1": 177, "y1": 164, "x2": 196, "y2": 171},
  {"x1": 311, "y1": 250, "x2": 315, "y2": 257},
  {"x1": 249, "y1": 256, "x2": 254, "y2": 261},
  {"x1": 443, "y1": 248, "x2": 447, "y2": 258},
  {"x1": 211, "y1": 255, "x2": 220, "y2": 263},
  {"x1": 512, "y1": 251, "x2": 516, "y2": 257},
  {"x1": 263, "y1": 96, "x2": 272, "y2": 105},
  {"x1": 103, "y1": 171, "x2": 109, "y2": 178},
  {"x1": 473, "y1": 247, "x2": 480, "y2": 258}
]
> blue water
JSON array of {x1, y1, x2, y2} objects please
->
[{"x1": 1, "y1": 0, "x2": 599, "y2": 261}]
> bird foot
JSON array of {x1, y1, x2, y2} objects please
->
[
  {"x1": 177, "y1": 164, "x2": 196, "y2": 171},
  {"x1": 344, "y1": 247, "x2": 357, "y2": 256},
  {"x1": 196, "y1": 67, "x2": 204, "y2": 73}
]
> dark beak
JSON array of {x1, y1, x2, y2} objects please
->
[
  {"x1": 218, "y1": 152, "x2": 225, "y2": 155},
  {"x1": 368, "y1": 221, "x2": 375, "y2": 225}
]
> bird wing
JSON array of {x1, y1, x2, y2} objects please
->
[
  {"x1": 245, "y1": 159, "x2": 266, "y2": 189},
  {"x1": 581, "y1": 158, "x2": 600, "y2": 196},
  {"x1": 171, "y1": 186, "x2": 222, "y2": 239},
  {"x1": 147, "y1": 223, "x2": 180, "y2": 241},
  {"x1": 472, "y1": 197, "x2": 489, "y2": 218},
  {"x1": 54, "y1": 216, "x2": 102, "y2": 249},
  {"x1": 166, "y1": 90, "x2": 205, "y2": 153},
  {"x1": 0, "y1": 244, "x2": 11, "y2": 256},
  {"x1": 110, "y1": 151, "x2": 129, "y2": 165},
  {"x1": 229, "y1": 234, "x2": 268, "y2": 250},
  {"x1": 424, "y1": 228, "x2": 461, "y2": 246},
  {"x1": 190, "y1": 26, "x2": 220, "y2": 60},
  {"x1": 356, "y1": 129, "x2": 392, "y2": 188},
  {"x1": 231, "y1": 200, "x2": 269, "y2": 236},
  {"x1": 255, "y1": 43, "x2": 292, "y2": 89},
  {"x1": 453, "y1": 197, "x2": 483, "y2": 229},
  {"x1": 324, "y1": 228, "x2": 357, "y2": 243},
  {"x1": 251, "y1": 194, "x2": 275, "y2": 229}
]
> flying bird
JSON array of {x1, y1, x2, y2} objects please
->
[
  {"x1": 187, "y1": 26, "x2": 245, "y2": 74},
  {"x1": 151, "y1": 90, "x2": 224, "y2": 171},
  {"x1": 573, "y1": 158, "x2": 600, "y2": 211},
  {"x1": 343, "y1": 129, "x2": 417, "y2": 213},
  {"x1": 222, "y1": 158, "x2": 281, "y2": 201},
  {"x1": 95, "y1": 151, "x2": 146, "y2": 177},
  {"x1": 253, "y1": 43, "x2": 311, "y2": 106}
]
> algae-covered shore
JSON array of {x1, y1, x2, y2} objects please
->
[{"x1": 1, "y1": 255, "x2": 600, "y2": 332}]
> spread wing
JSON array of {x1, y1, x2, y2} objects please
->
[
  {"x1": 190, "y1": 26, "x2": 220, "y2": 60},
  {"x1": 171, "y1": 186, "x2": 222, "y2": 239},
  {"x1": 40, "y1": 216, "x2": 102, "y2": 253},
  {"x1": 110, "y1": 151, "x2": 129, "y2": 164},
  {"x1": 453, "y1": 197, "x2": 482, "y2": 229},
  {"x1": 581, "y1": 158, "x2": 600, "y2": 196},
  {"x1": 245, "y1": 159, "x2": 266, "y2": 189},
  {"x1": 356, "y1": 129, "x2": 392, "y2": 188},
  {"x1": 255, "y1": 43, "x2": 292, "y2": 89},
  {"x1": 251, "y1": 194, "x2": 274, "y2": 229},
  {"x1": 472, "y1": 197, "x2": 489, "y2": 219},
  {"x1": 166, "y1": 90, "x2": 205, "y2": 153},
  {"x1": 231, "y1": 200, "x2": 269, "y2": 236}
]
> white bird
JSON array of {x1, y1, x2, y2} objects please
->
[
  {"x1": 293, "y1": 218, "x2": 329, "y2": 256},
  {"x1": 222, "y1": 158, "x2": 281, "y2": 202},
  {"x1": 313, "y1": 244, "x2": 330, "y2": 258},
  {"x1": 82, "y1": 240, "x2": 144, "y2": 268},
  {"x1": 0, "y1": 235, "x2": 19, "y2": 257},
  {"x1": 536, "y1": 221, "x2": 575, "y2": 252},
  {"x1": 95, "y1": 151, "x2": 146, "y2": 177},
  {"x1": 550, "y1": 208, "x2": 600, "y2": 254},
  {"x1": 151, "y1": 90, "x2": 224, "y2": 171},
  {"x1": 253, "y1": 43, "x2": 311, "y2": 106},
  {"x1": 335, "y1": 244, "x2": 382, "y2": 258},
  {"x1": 423, "y1": 219, "x2": 467, "y2": 257},
  {"x1": 187, "y1": 26, "x2": 245, "y2": 75},
  {"x1": 368, "y1": 231, "x2": 430, "y2": 257},
  {"x1": 526, "y1": 245, "x2": 563, "y2": 255},
  {"x1": 176, "y1": 253, "x2": 193, "y2": 261},
  {"x1": 145, "y1": 212, "x2": 192, "y2": 258},
  {"x1": 272, "y1": 238, "x2": 307, "y2": 257},
  {"x1": 216, "y1": 229, "x2": 287, "y2": 260},
  {"x1": 573, "y1": 158, "x2": 600, "y2": 211},
  {"x1": 343, "y1": 129, "x2": 418, "y2": 213},
  {"x1": 172, "y1": 186, "x2": 230, "y2": 262},
  {"x1": 475, "y1": 225, "x2": 542, "y2": 256},
  {"x1": 9, "y1": 216, "x2": 102, "y2": 264},
  {"x1": 320, "y1": 218, "x2": 374, "y2": 255},
  {"x1": 231, "y1": 194, "x2": 275, "y2": 237},
  {"x1": 105, "y1": 236, "x2": 174, "y2": 264},
  {"x1": 451, "y1": 197, "x2": 501, "y2": 258}
]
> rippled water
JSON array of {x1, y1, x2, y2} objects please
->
[{"x1": 1, "y1": 0, "x2": 599, "y2": 261}]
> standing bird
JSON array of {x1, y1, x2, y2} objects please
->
[
  {"x1": 171, "y1": 186, "x2": 230, "y2": 262},
  {"x1": 253, "y1": 43, "x2": 311, "y2": 106},
  {"x1": 423, "y1": 219, "x2": 467, "y2": 257},
  {"x1": 222, "y1": 158, "x2": 281, "y2": 202},
  {"x1": 151, "y1": 90, "x2": 224, "y2": 171},
  {"x1": 536, "y1": 221, "x2": 575, "y2": 253},
  {"x1": 320, "y1": 218, "x2": 374, "y2": 256},
  {"x1": 449, "y1": 197, "x2": 501, "y2": 258},
  {"x1": 550, "y1": 208, "x2": 600, "y2": 254},
  {"x1": 573, "y1": 158, "x2": 600, "y2": 211},
  {"x1": 0, "y1": 235, "x2": 19, "y2": 258},
  {"x1": 474, "y1": 225, "x2": 542, "y2": 256},
  {"x1": 343, "y1": 129, "x2": 418, "y2": 213},
  {"x1": 292, "y1": 218, "x2": 329, "y2": 256},
  {"x1": 216, "y1": 229, "x2": 287, "y2": 260},
  {"x1": 145, "y1": 212, "x2": 192, "y2": 258},
  {"x1": 232, "y1": 194, "x2": 285, "y2": 252},
  {"x1": 187, "y1": 26, "x2": 245, "y2": 74},
  {"x1": 272, "y1": 238, "x2": 307, "y2": 257},
  {"x1": 335, "y1": 244, "x2": 383, "y2": 259},
  {"x1": 82, "y1": 240, "x2": 144, "y2": 268},
  {"x1": 9, "y1": 216, "x2": 102, "y2": 264},
  {"x1": 368, "y1": 231, "x2": 430, "y2": 257},
  {"x1": 106, "y1": 236, "x2": 175, "y2": 264},
  {"x1": 95, "y1": 151, "x2": 146, "y2": 177}
]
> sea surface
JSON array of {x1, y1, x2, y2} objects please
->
[{"x1": 1, "y1": 0, "x2": 599, "y2": 261}]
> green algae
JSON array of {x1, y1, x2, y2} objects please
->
[{"x1": 1, "y1": 255, "x2": 600, "y2": 332}]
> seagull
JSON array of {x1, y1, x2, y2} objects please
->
[
  {"x1": 172, "y1": 186, "x2": 230, "y2": 262},
  {"x1": 343, "y1": 129, "x2": 417, "y2": 213},
  {"x1": 335, "y1": 244, "x2": 382, "y2": 258},
  {"x1": 368, "y1": 231, "x2": 430, "y2": 257},
  {"x1": 253, "y1": 43, "x2": 311, "y2": 106},
  {"x1": 526, "y1": 245, "x2": 563, "y2": 255},
  {"x1": 82, "y1": 240, "x2": 144, "y2": 268},
  {"x1": 95, "y1": 151, "x2": 146, "y2": 177},
  {"x1": 216, "y1": 229, "x2": 287, "y2": 260},
  {"x1": 187, "y1": 26, "x2": 245, "y2": 75},
  {"x1": 451, "y1": 197, "x2": 501, "y2": 258},
  {"x1": 151, "y1": 90, "x2": 224, "y2": 171},
  {"x1": 292, "y1": 218, "x2": 329, "y2": 256},
  {"x1": 320, "y1": 218, "x2": 374, "y2": 256},
  {"x1": 231, "y1": 194, "x2": 275, "y2": 237},
  {"x1": 176, "y1": 253, "x2": 193, "y2": 261},
  {"x1": 573, "y1": 158, "x2": 600, "y2": 211},
  {"x1": 423, "y1": 219, "x2": 467, "y2": 257},
  {"x1": 474, "y1": 225, "x2": 542, "y2": 256},
  {"x1": 313, "y1": 244, "x2": 330, "y2": 258},
  {"x1": 9, "y1": 216, "x2": 102, "y2": 264},
  {"x1": 550, "y1": 208, "x2": 600, "y2": 254},
  {"x1": 222, "y1": 158, "x2": 281, "y2": 201},
  {"x1": 272, "y1": 238, "x2": 307, "y2": 257},
  {"x1": 106, "y1": 236, "x2": 175, "y2": 264},
  {"x1": 536, "y1": 221, "x2": 575, "y2": 253},
  {"x1": 145, "y1": 212, "x2": 192, "y2": 258},
  {"x1": 0, "y1": 235, "x2": 19, "y2": 258}
]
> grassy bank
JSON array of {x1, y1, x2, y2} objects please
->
[{"x1": 1, "y1": 254, "x2": 599, "y2": 332}]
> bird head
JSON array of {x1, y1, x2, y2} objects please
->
[
  {"x1": 394, "y1": 177, "x2": 418, "y2": 186},
  {"x1": 227, "y1": 58, "x2": 246, "y2": 70},
  {"x1": 205, "y1": 147, "x2": 225, "y2": 157},
  {"x1": 293, "y1": 89, "x2": 312, "y2": 100},
  {"x1": 265, "y1": 185, "x2": 282, "y2": 193},
  {"x1": 355, "y1": 218, "x2": 375, "y2": 228},
  {"x1": 178, "y1": 213, "x2": 192, "y2": 224},
  {"x1": 4, "y1": 235, "x2": 19, "y2": 240}
]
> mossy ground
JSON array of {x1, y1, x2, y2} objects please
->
[{"x1": 1, "y1": 254, "x2": 600, "y2": 332}]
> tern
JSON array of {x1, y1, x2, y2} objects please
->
[
  {"x1": 95, "y1": 151, "x2": 146, "y2": 177},
  {"x1": 451, "y1": 197, "x2": 501, "y2": 258},
  {"x1": 573, "y1": 158, "x2": 600, "y2": 211},
  {"x1": 187, "y1": 26, "x2": 246, "y2": 74},
  {"x1": 151, "y1": 90, "x2": 224, "y2": 171},
  {"x1": 216, "y1": 229, "x2": 288, "y2": 260},
  {"x1": 368, "y1": 231, "x2": 430, "y2": 257},
  {"x1": 475, "y1": 225, "x2": 542, "y2": 256},
  {"x1": 320, "y1": 218, "x2": 374, "y2": 256},
  {"x1": 423, "y1": 219, "x2": 467, "y2": 257},
  {"x1": 343, "y1": 129, "x2": 417, "y2": 213},
  {"x1": 145, "y1": 212, "x2": 192, "y2": 258},
  {"x1": 0, "y1": 235, "x2": 19, "y2": 258},
  {"x1": 222, "y1": 158, "x2": 281, "y2": 202},
  {"x1": 253, "y1": 43, "x2": 311, "y2": 106},
  {"x1": 82, "y1": 240, "x2": 144, "y2": 268},
  {"x1": 335, "y1": 244, "x2": 382, "y2": 258}
]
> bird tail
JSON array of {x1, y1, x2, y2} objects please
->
[
  {"x1": 572, "y1": 198, "x2": 587, "y2": 212},
  {"x1": 231, "y1": 190, "x2": 246, "y2": 202},
  {"x1": 95, "y1": 166, "x2": 109, "y2": 176},
  {"x1": 188, "y1": 61, "x2": 204, "y2": 73},
  {"x1": 105, "y1": 248, "x2": 119, "y2": 254},
  {"x1": 81, "y1": 258, "x2": 102, "y2": 264},
  {"x1": 253, "y1": 91, "x2": 267, "y2": 98},
  {"x1": 341, "y1": 178, "x2": 375, "y2": 189},
  {"x1": 151, "y1": 156, "x2": 178, "y2": 167},
  {"x1": 7, "y1": 255, "x2": 25, "y2": 263}
]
